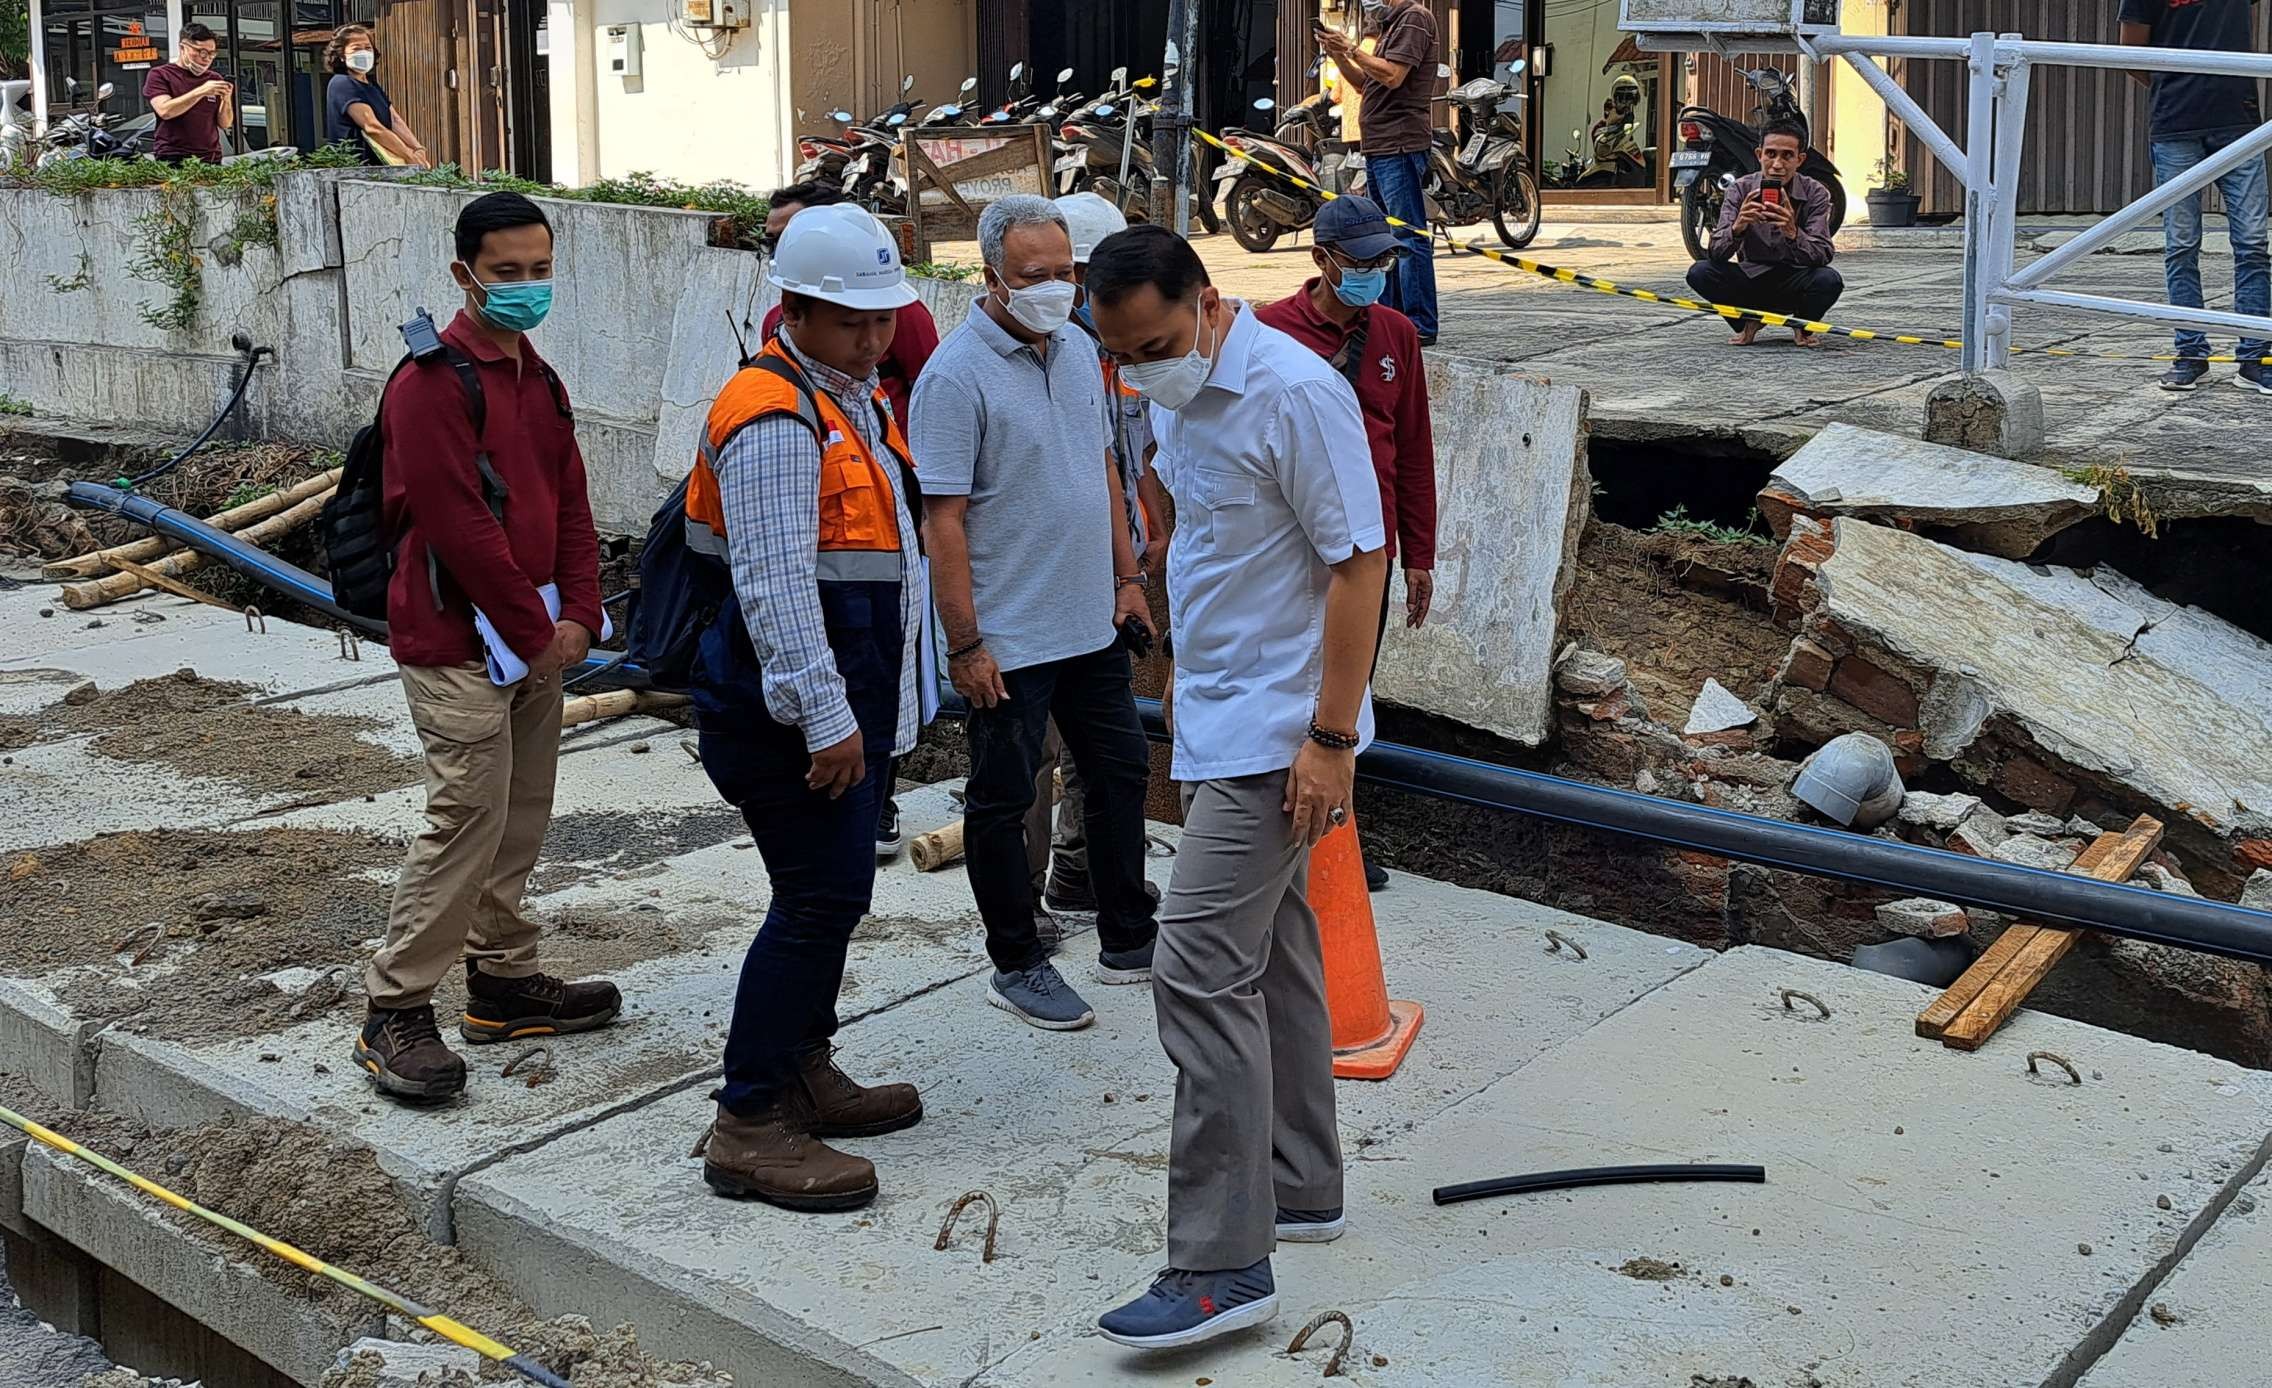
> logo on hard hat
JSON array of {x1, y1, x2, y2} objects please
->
[{"x1": 877, "y1": 247, "x2": 891, "y2": 266}]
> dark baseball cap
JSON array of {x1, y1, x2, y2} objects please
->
[{"x1": 1314, "y1": 195, "x2": 1400, "y2": 260}]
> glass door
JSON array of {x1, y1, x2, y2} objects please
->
[
  {"x1": 231, "y1": 0, "x2": 285, "y2": 150},
  {"x1": 1530, "y1": 0, "x2": 1669, "y2": 203}
]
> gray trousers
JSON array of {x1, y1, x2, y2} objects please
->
[{"x1": 1156, "y1": 772, "x2": 1344, "y2": 1270}]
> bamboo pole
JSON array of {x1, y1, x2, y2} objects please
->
[
  {"x1": 42, "y1": 469, "x2": 343, "y2": 580},
  {"x1": 60, "y1": 487, "x2": 335, "y2": 610}
]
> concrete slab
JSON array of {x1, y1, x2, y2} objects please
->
[
  {"x1": 78, "y1": 753, "x2": 1122, "y2": 1241},
  {"x1": 2079, "y1": 1164, "x2": 2272, "y2": 1387},
  {"x1": 0, "y1": 979, "x2": 97, "y2": 1109},
  {"x1": 1800, "y1": 518, "x2": 2272, "y2": 877},
  {"x1": 19, "y1": 1144, "x2": 380, "y2": 1385},
  {"x1": 1758, "y1": 421, "x2": 2098, "y2": 558},
  {"x1": 0, "y1": 1132, "x2": 30, "y2": 1239},
  {"x1": 991, "y1": 948, "x2": 2272, "y2": 1388},
  {"x1": 1373, "y1": 366, "x2": 1588, "y2": 748},
  {"x1": 1958, "y1": 554, "x2": 2272, "y2": 733},
  {"x1": 451, "y1": 879, "x2": 1709, "y2": 1386}
]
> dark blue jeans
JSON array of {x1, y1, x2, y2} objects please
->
[
  {"x1": 700, "y1": 728, "x2": 885, "y2": 1117},
  {"x1": 2152, "y1": 133, "x2": 2271, "y2": 362},
  {"x1": 964, "y1": 642, "x2": 1158, "y2": 973},
  {"x1": 1368, "y1": 148, "x2": 1438, "y2": 338}
]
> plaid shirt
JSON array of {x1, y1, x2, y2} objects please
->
[{"x1": 714, "y1": 332, "x2": 923, "y2": 755}]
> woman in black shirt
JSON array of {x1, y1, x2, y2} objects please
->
[{"x1": 324, "y1": 25, "x2": 429, "y2": 166}]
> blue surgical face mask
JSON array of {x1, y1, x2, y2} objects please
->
[
  {"x1": 1332, "y1": 263, "x2": 1389, "y2": 308},
  {"x1": 462, "y1": 264, "x2": 553, "y2": 333}
]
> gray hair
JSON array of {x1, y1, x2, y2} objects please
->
[{"x1": 978, "y1": 194, "x2": 1070, "y2": 270}]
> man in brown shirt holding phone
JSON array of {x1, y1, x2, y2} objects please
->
[{"x1": 1684, "y1": 118, "x2": 1842, "y2": 346}]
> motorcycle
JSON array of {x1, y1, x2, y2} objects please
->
[
  {"x1": 37, "y1": 79, "x2": 154, "y2": 166},
  {"x1": 1055, "y1": 72, "x2": 1220, "y2": 232},
  {"x1": 1675, "y1": 65, "x2": 1847, "y2": 262},
  {"x1": 796, "y1": 74, "x2": 919, "y2": 187},
  {"x1": 1216, "y1": 95, "x2": 1339, "y2": 252},
  {"x1": 981, "y1": 64, "x2": 1078, "y2": 126},
  {"x1": 1, "y1": 79, "x2": 33, "y2": 168},
  {"x1": 1431, "y1": 70, "x2": 1539, "y2": 249}
]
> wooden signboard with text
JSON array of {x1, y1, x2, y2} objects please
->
[{"x1": 900, "y1": 124, "x2": 1053, "y2": 261}]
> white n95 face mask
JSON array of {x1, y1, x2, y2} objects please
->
[
  {"x1": 1001, "y1": 278, "x2": 1078, "y2": 333},
  {"x1": 1120, "y1": 307, "x2": 1218, "y2": 411}
]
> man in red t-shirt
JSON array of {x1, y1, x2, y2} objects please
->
[
  {"x1": 1257, "y1": 194, "x2": 1436, "y2": 892},
  {"x1": 141, "y1": 22, "x2": 233, "y2": 165},
  {"x1": 757, "y1": 182, "x2": 938, "y2": 430}
]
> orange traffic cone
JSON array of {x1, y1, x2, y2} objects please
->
[{"x1": 1310, "y1": 814, "x2": 1422, "y2": 1080}]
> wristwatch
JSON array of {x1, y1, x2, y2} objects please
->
[{"x1": 1116, "y1": 573, "x2": 1148, "y2": 589}]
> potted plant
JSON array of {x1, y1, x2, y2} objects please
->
[{"x1": 1867, "y1": 158, "x2": 1919, "y2": 228}]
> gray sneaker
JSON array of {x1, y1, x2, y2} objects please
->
[
  {"x1": 986, "y1": 961, "x2": 1096, "y2": 1031},
  {"x1": 1097, "y1": 938, "x2": 1154, "y2": 985}
]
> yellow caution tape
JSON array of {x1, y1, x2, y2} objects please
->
[
  {"x1": 1197, "y1": 128, "x2": 2272, "y2": 366},
  {"x1": 0, "y1": 1103, "x2": 566, "y2": 1387}
]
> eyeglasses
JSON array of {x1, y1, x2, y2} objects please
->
[{"x1": 1325, "y1": 250, "x2": 1398, "y2": 273}]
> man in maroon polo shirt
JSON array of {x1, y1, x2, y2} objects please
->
[
  {"x1": 353, "y1": 192, "x2": 622, "y2": 1104},
  {"x1": 1257, "y1": 194, "x2": 1437, "y2": 891}
]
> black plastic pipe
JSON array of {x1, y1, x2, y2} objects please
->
[
  {"x1": 50, "y1": 489, "x2": 2272, "y2": 968},
  {"x1": 1118, "y1": 697, "x2": 2272, "y2": 967},
  {"x1": 1434, "y1": 1163, "x2": 1768, "y2": 1206}
]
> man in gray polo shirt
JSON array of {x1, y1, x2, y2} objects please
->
[{"x1": 911, "y1": 195, "x2": 1160, "y2": 1032}]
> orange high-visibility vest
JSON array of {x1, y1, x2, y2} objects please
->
[{"x1": 684, "y1": 336, "x2": 916, "y2": 578}]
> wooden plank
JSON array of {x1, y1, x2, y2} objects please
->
[
  {"x1": 1938, "y1": 816, "x2": 2165, "y2": 1052},
  {"x1": 1916, "y1": 923, "x2": 2036, "y2": 1039}
]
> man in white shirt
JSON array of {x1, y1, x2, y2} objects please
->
[{"x1": 1083, "y1": 225, "x2": 1389, "y2": 1349}]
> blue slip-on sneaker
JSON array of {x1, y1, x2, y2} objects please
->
[
  {"x1": 1098, "y1": 1258, "x2": 1279, "y2": 1349},
  {"x1": 2159, "y1": 357, "x2": 2210, "y2": 391},
  {"x1": 1274, "y1": 1205, "x2": 1347, "y2": 1243},
  {"x1": 986, "y1": 961, "x2": 1096, "y2": 1031}
]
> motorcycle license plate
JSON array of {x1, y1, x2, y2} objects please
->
[
  {"x1": 1671, "y1": 150, "x2": 1712, "y2": 169},
  {"x1": 1054, "y1": 154, "x2": 1087, "y2": 173}
]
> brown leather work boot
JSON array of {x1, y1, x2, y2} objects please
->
[
  {"x1": 795, "y1": 1045, "x2": 923, "y2": 1138},
  {"x1": 694, "y1": 1097, "x2": 879, "y2": 1212},
  {"x1": 459, "y1": 965, "x2": 622, "y2": 1045},
  {"x1": 354, "y1": 1003, "x2": 467, "y2": 1103}
]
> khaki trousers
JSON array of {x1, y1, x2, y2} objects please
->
[
  {"x1": 1155, "y1": 773, "x2": 1343, "y2": 1270},
  {"x1": 365, "y1": 661, "x2": 562, "y2": 1009}
]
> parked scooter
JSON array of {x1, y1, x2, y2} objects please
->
[
  {"x1": 37, "y1": 79, "x2": 153, "y2": 166},
  {"x1": 1431, "y1": 69, "x2": 1539, "y2": 249},
  {"x1": 1216, "y1": 95, "x2": 1338, "y2": 252},
  {"x1": 1, "y1": 79, "x2": 33, "y2": 168},
  {"x1": 1055, "y1": 72, "x2": 1220, "y2": 232},
  {"x1": 1675, "y1": 65, "x2": 1846, "y2": 261}
]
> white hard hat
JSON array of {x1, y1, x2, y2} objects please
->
[
  {"x1": 1054, "y1": 191, "x2": 1128, "y2": 263},
  {"x1": 767, "y1": 203, "x2": 918, "y2": 310}
]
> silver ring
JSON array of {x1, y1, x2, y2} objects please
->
[{"x1": 1328, "y1": 805, "x2": 1349, "y2": 826}]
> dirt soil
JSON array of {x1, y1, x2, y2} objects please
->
[
  {"x1": 1617, "y1": 1256, "x2": 1686, "y2": 1282},
  {"x1": 0, "y1": 442, "x2": 334, "y2": 566},
  {"x1": 0, "y1": 826, "x2": 691, "y2": 1043},
  {"x1": 0, "y1": 669, "x2": 422, "y2": 801},
  {"x1": 1561, "y1": 522, "x2": 1788, "y2": 719},
  {"x1": 323, "y1": 1318, "x2": 731, "y2": 1387}
]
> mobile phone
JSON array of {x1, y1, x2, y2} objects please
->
[{"x1": 1760, "y1": 183, "x2": 1783, "y2": 207}]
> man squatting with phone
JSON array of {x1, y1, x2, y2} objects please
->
[{"x1": 1684, "y1": 117, "x2": 1843, "y2": 346}]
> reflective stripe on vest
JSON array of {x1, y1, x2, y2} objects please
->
[{"x1": 682, "y1": 339, "x2": 912, "y2": 565}]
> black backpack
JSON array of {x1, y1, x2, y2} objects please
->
[
  {"x1": 321, "y1": 310, "x2": 567, "y2": 623},
  {"x1": 629, "y1": 352, "x2": 922, "y2": 691}
]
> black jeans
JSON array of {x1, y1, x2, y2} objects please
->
[
  {"x1": 1685, "y1": 261, "x2": 1845, "y2": 325},
  {"x1": 698, "y1": 728, "x2": 885, "y2": 1116},
  {"x1": 964, "y1": 642, "x2": 1157, "y2": 972}
]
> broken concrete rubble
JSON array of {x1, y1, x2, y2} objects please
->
[
  {"x1": 1758, "y1": 422, "x2": 2096, "y2": 558},
  {"x1": 1876, "y1": 897, "x2": 1971, "y2": 938},
  {"x1": 1989, "y1": 834, "x2": 2085, "y2": 873},
  {"x1": 2243, "y1": 870, "x2": 2272, "y2": 912},
  {"x1": 1897, "y1": 791, "x2": 1985, "y2": 833},
  {"x1": 1684, "y1": 677, "x2": 1758, "y2": 735},
  {"x1": 1781, "y1": 518, "x2": 2272, "y2": 892}
]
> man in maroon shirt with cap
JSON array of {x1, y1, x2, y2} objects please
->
[
  {"x1": 353, "y1": 192, "x2": 622, "y2": 1104},
  {"x1": 1257, "y1": 194, "x2": 1437, "y2": 890}
]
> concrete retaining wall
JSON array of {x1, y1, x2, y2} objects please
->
[{"x1": 0, "y1": 177, "x2": 1584, "y2": 738}]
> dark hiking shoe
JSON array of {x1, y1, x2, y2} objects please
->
[
  {"x1": 1044, "y1": 861, "x2": 1097, "y2": 914},
  {"x1": 354, "y1": 1004, "x2": 467, "y2": 1103},
  {"x1": 795, "y1": 1045, "x2": 923, "y2": 1138},
  {"x1": 876, "y1": 798, "x2": 905, "y2": 860},
  {"x1": 1097, "y1": 939, "x2": 1155, "y2": 985},
  {"x1": 1098, "y1": 1258, "x2": 1279, "y2": 1348},
  {"x1": 986, "y1": 961, "x2": 1096, "y2": 1030},
  {"x1": 2159, "y1": 357, "x2": 2210, "y2": 391},
  {"x1": 693, "y1": 1098, "x2": 878, "y2": 1212},
  {"x1": 460, "y1": 965, "x2": 622, "y2": 1044},
  {"x1": 1275, "y1": 1205, "x2": 1347, "y2": 1243},
  {"x1": 2237, "y1": 360, "x2": 2272, "y2": 394},
  {"x1": 1364, "y1": 857, "x2": 1390, "y2": 892}
]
